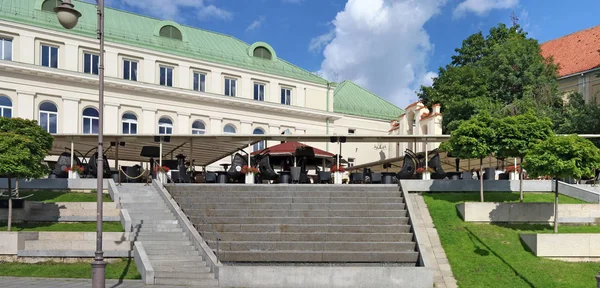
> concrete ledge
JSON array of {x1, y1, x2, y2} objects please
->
[
  {"x1": 108, "y1": 179, "x2": 121, "y2": 208},
  {"x1": 133, "y1": 241, "x2": 154, "y2": 285},
  {"x1": 120, "y1": 209, "x2": 132, "y2": 232},
  {"x1": 457, "y1": 202, "x2": 600, "y2": 223},
  {"x1": 558, "y1": 182, "x2": 600, "y2": 203},
  {"x1": 401, "y1": 188, "x2": 429, "y2": 268},
  {"x1": 0, "y1": 178, "x2": 109, "y2": 190},
  {"x1": 400, "y1": 180, "x2": 552, "y2": 192},
  {"x1": 0, "y1": 232, "x2": 18, "y2": 254},
  {"x1": 520, "y1": 233, "x2": 600, "y2": 258},
  {"x1": 218, "y1": 265, "x2": 433, "y2": 288},
  {"x1": 153, "y1": 180, "x2": 222, "y2": 276},
  {"x1": 16, "y1": 250, "x2": 131, "y2": 258},
  {"x1": 1, "y1": 202, "x2": 120, "y2": 222}
]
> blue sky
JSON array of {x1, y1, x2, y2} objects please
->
[{"x1": 98, "y1": 0, "x2": 600, "y2": 108}]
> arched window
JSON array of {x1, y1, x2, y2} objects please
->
[
  {"x1": 39, "y1": 102, "x2": 57, "y2": 133},
  {"x1": 192, "y1": 121, "x2": 206, "y2": 135},
  {"x1": 223, "y1": 124, "x2": 236, "y2": 135},
  {"x1": 253, "y1": 47, "x2": 272, "y2": 60},
  {"x1": 253, "y1": 128, "x2": 265, "y2": 151},
  {"x1": 122, "y1": 113, "x2": 138, "y2": 135},
  {"x1": 41, "y1": 0, "x2": 59, "y2": 12},
  {"x1": 82, "y1": 107, "x2": 99, "y2": 134},
  {"x1": 159, "y1": 25, "x2": 182, "y2": 41},
  {"x1": 281, "y1": 128, "x2": 292, "y2": 135},
  {"x1": 0, "y1": 95, "x2": 12, "y2": 118},
  {"x1": 158, "y1": 117, "x2": 173, "y2": 135}
]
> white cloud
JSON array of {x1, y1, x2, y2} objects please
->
[
  {"x1": 309, "y1": 30, "x2": 335, "y2": 52},
  {"x1": 108, "y1": 0, "x2": 232, "y2": 21},
  {"x1": 453, "y1": 0, "x2": 518, "y2": 18},
  {"x1": 420, "y1": 71, "x2": 438, "y2": 87},
  {"x1": 246, "y1": 16, "x2": 266, "y2": 32},
  {"x1": 313, "y1": 0, "x2": 445, "y2": 107}
]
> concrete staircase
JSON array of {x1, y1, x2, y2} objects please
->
[
  {"x1": 169, "y1": 184, "x2": 420, "y2": 265},
  {"x1": 117, "y1": 184, "x2": 217, "y2": 287}
]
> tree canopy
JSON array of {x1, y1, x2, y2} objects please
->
[
  {"x1": 523, "y1": 135, "x2": 600, "y2": 180},
  {"x1": 495, "y1": 111, "x2": 554, "y2": 159},
  {"x1": 0, "y1": 117, "x2": 53, "y2": 179},
  {"x1": 440, "y1": 112, "x2": 497, "y2": 160},
  {"x1": 419, "y1": 23, "x2": 560, "y2": 132}
]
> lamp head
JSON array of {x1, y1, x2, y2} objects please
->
[{"x1": 54, "y1": 1, "x2": 82, "y2": 30}]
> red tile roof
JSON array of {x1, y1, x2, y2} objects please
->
[{"x1": 540, "y1": 25, "x2": 600, "y2": 77}]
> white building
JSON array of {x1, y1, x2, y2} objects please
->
[{"x1": 0, "y1": 0, "x2": 441, "y2": 170}]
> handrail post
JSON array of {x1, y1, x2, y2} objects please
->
[{"x1": 117, "y1": 165, "x2": 121, "y2": 186}]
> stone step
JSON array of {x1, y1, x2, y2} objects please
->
[
  {"x1": 146, "y1": 250, "x2": 200, "y2": 256},
  {"x1": 215, "y1": 232, "x2": 414, "y2": 242},
  {"x1": 154, "y1": 271, "x2": 214, "y2": 279},
  {"x1": 148, "y1": 254, "x2": 203, "y2": 261},
  {"x1": 201, "y1": 224, "x2": 411, "y2": 233},
  {"x1": 217, "y1": 250, "x2": 420, "y2": 263},
  {"x1": 121, "y1": 203, "x2": 167, "y2": 208},
  {"x1": 173, "y1": 191, "x2": 401, "y2": 198},
  {"x1": 178, "y1": 196, "x2": 404, "y2": 204},
  {"x1": 154, "y1": 277, "x2": 218, "y2": 287},
  {"x1": 135, "y1": 227, "x2": 183, "y2": 233},
  {"x1": 151, "y1": 259, "x2": 207, "y2": 268},
  {"x1": 153, "y1": 265, "x2": 211, "y2": 273},
  {"x1": 141, "y1": 240, "x2": 191, "y2": 246},
  {"x1": 130, "y1": 233, "x2": 187, "y2": 241},
  {"x1": 180, "y1": 203, "x2": 405, "y2": 211},
  {"x1": 169, "y1": 185, "x2": 398, "y2": 192},
  {"x1": 202, "y1": 209, "x2": 407, "y2": 218},
  {"x1": 201, "y1": 216, "x2": 409, "y2": 225},
  {"x1": 132, "y1": 222, "x2": 181, "y2": 228},
  {"x1": 143, "y1": 243, "x2": 193, "y2": 249},
  {"x1": 208, "y1": 241, "x2": 417, "y2": 252},
  {"x1": 132, "y1": 220, "x2": 179, "y2": 225},
  {"x1": 127, "y1": 208, "x2": 172, "y2": 213}
]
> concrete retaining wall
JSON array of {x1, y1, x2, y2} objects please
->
[
  {"x1": 457, "y1": 202, "x2": 600, "y2": 223},
  {"x1": 400, "y1": 180, "x2": 552, "y2": 192},
  {"x1": 0, "y1": 202, "x2": 119, "y2": 222},
  {"x1": 133, "y1": 241, "x2": 154, "y2": 285},
  {"x1": 218, "y1": 265, "x2": 433, "y2": 288},
  {"x1": 0, "y1": 178, "x2": 109, "y2": 190},
  {"x1": 520, "y1": 233, "x2": 600, "y2": 258},
  {"x1": 0, "y1": 232, "x2": 131, "y2": 256},
  {"x1": 557, "y1": 182, "x2": 600, "y2": 204}
]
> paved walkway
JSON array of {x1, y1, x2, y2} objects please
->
[
  {"x1": 0, "y1": 277, "x2": 181, "y2": 288},
  {"x1": 407, "y1": 192, "x2": 459, "y2": 288}
]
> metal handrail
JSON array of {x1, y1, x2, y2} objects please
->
[{"x1": 152, "y1": 160, "x2": 222, "y2": 262}]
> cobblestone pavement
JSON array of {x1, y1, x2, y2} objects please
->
[
  {"x1": 0, "y1": 277, "x2": 182, "y2": 288},
  {"x1": 407, "y1": 193, "x2": 459, "y2": 288}
]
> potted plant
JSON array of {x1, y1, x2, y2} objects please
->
[
  {"x1": 66, "y1": 165, "x2": 84, "y2": 179},
  {"x1": 506, "y1": 165, "x2": 521, "y2": 180},
  {"x1": 154, "y1": 166, "x2": 170, "y2": 183},
  {"x1": 416, "y1": 167, "x2": 434, "y2": 180},
  {"x1": 241, "y1": 165, "x2": 259, "y2": 184},
  {"x1": 331, "y1": 165, "x2": 346, "y2": 184}
]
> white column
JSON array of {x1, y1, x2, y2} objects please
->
[
  {"x1": 64, "y1": 43, "x2": 78, "y2": 71},
  {"x1": 19, "y1": 35, "x2": 35, "y2": 64},
  {"x1": 179, "y1": 65, "x2": 190, "y2": 90},
  {"x1": 177, "y1": 112, "x2": 190, "y2": 134},
  {"x1": 210, "y1": 117, "x2": 222, "y2": 134},
  {"x1": 104, "y1": 103, "x2": 119, "y2": 134},
  {"x1": 62, "y1": 97, "x2": 80, "y2": 133},
  {"x1": 142, "y1": 108, "x2": 156, "y2": 134},
  {"x1": 144, "y1": 58, "x2": 157, "y2": 85},
  {"x1": 16, "y1": 91, "x2": 35, "y2": 120}
]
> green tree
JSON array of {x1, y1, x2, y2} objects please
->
[
  {"x1": 495, "y1": 112, "x2": 554, "y2": 202},
  {"x1": 0, "y1": 118, "x2": 53, "y2": 231},
  {"x1": 419, "y1": 23, "x2": 560, "y2": 132},
  {"x1": 556, "y1": 92, "x2": 600, "y2": 147},
  {"x1": 440, "y1": 112, "x2": 497, "y2": 202},
  {"x1": 523, "y1": 135, "x2": 600, "y2": 232}
]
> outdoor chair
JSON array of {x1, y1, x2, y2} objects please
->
[
  {"x1": 351, "y1": 172, "x2": 363, "y2": 184},
  {"x1": 371, "y1": 173, "x2": 382, "y2": 184},
  {"x1": 205, "y1": 172, "x2": 217, "y2": 183}
]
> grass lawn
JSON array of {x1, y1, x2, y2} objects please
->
[
  {"x1": 0, "y1": 258, "x2": 140, "y2": 279},
  {"x1": 12, "y1": 191, "x2": 113, "y2": 202},
  {"x1": 0, "y1": 222, "x2": 124, "y2": 232},
  {"x1": 424, "y1": 192, "x2": 600, "y2": 288}
]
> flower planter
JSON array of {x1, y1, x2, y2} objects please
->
[
  {"x1": 245, "y1": 172, "x2": 255, "y2": 184},
  {"x1": 510, "y1": 171, "x2": 519, "y2": 181},
  {"x1": 422, "y1": 171, "x2": 431, "y2": 180},
  {"x1": 334, "y1": 172, "x2": 343, "y2": 184},
  {"x1": 69, "y1": 171, "x2": 80, "y2": 179}
]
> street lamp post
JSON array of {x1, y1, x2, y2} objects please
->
[{"x1": 54, "y1": 1, "x2": 106, "y2": 287}]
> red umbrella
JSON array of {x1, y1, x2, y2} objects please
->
[{"x1": 251, "y1": 141, "x2": 334, "y2": 158}]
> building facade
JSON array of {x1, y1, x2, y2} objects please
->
[{"x1": 0, "y1": 0, "x2": 441, "y2": 169}]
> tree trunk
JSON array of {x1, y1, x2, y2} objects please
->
[
  {"x1": 479, "y1": 158, "x2": 484, "y2": 202},
  {"x1": 554, "y1": 178, "x2": 559, "y2": 233},
  {"x1": 519, "y1": 156, "x2": 524, "y2": 203},
  {"x1": 7, "y1": 177, "x2": 12, "y2": 232}
]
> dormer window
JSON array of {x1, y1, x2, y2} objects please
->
[
  {"x1": 253, "y1": 47, "x2": 272, "y2": 60},
  {"x1": 159, "y1": 25, "x2": 183, "y2": 41}
]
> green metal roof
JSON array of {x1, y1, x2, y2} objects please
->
[
  {"x1": 0, "y1": 0, "x2": 327, "y2": 85},
  {"x1": 333, "y1": 81, "x2": 404, "y2": 121}
]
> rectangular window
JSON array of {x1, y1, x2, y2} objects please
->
[
  {"x1": 83, "y1": 52, "x2": 99, "y2": 75},
  {"x1": 123, "y1": 59, "x2": 138, "y2": 81},
  {"x1": 254, "y1": 83, "x2": 265, "y2": 101},
  {"x1": 0, "y1": 38, "x2": 12, "y2": 61},
  {"x1": 225, "y1": 78, "x2": 236, "y2": 97},
  {"x1": 281, "y1": 88, "x2": 291, "y2": 105},
  {"x1": 160, "y1": 66, "x2": 173, "y2": 87},
  {"x1": 193, "y1": 72, "x2": 206, "y2": 92},
  {"x1": 41, "y1": 45, "x2": 59, "y2": 68},
  {"x1": 348, "y1": 158, "x2": 355, "y2": 167},
  {"x1": 348, "y1": 129, "x2": 355, "y2": 135}
]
